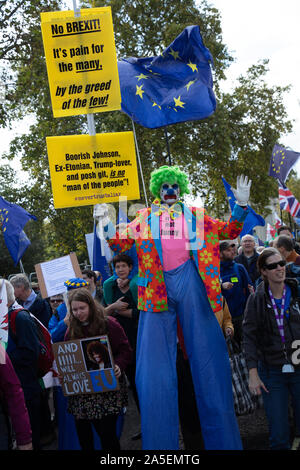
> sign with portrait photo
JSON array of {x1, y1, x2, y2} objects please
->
[{"x1": 52, "y1": 335, "x2": 119, "y2": 396}]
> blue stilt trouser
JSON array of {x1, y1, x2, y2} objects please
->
[{"x1": 136, "y1": 259, "x2": 242, "y2": 450}]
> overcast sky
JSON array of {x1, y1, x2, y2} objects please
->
[
  {"x1": 210, "y1": 0, "x2": 300, "y2": 176},
  {"x1": 1, "y1": 0, "x2": 299, "y2": 180}
]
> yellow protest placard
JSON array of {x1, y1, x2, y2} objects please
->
[
  {"x1": 40, "y1": 7, "x2": 121, "y2": 117},
  {"x1": 46, "y1": 132, "x2": 140, "y2": 209}
]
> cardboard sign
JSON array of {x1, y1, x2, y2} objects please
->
[
  {"x1": 46, "y1": 131, "x2": 140, "y2": 209},
  {"x1": 40, "y1": 7, "x2": 121, "y2": 117},
  {"x1": 52, "y1": 335, "x2": 119, "y2": 396},
  {"x1": 35, "y1": 252, "x2": 82, "y2": 298}
]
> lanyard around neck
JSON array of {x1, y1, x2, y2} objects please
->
[{"x1": 268, "y1": 286, "x2": 286, "y2": 344}]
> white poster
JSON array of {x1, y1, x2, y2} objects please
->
[{"x1": 37, "y1": 254, "x2": 80, "y2": 298}]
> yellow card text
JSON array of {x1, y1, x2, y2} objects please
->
[
  {"x1": 40, "y1": 7, "x2": 121, "y2": 117},
  {"x1": 46, "y1": 132, "x2": 140, "y2": 209}
]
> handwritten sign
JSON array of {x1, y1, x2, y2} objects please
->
[
  {"x1": 52, "y1": 335, "x2": 119, "y2": 396},
  {"x1": 40, "y1": 7, "x2": 121, "y2": 117},
  {"x1": 35, "y1": 252, "x2": 82, "y2": 299},
  {"x1": 46, "y1": 131, "x2": 140, "y2": 209}
]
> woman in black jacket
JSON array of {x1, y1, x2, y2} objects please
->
[{"x1": 243, "y1": 247, "x2": 300, "y2": 450}]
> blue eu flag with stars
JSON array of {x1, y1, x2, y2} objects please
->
[
  {"x1": 118, "y1": 25, "x2": 216, "y2": 128},
  {"x1": 269, "y1": 144, "x2": 300, "y2": 183},
  {"x1": 222, "y1": 177, "x2": 265, "y2": 237},
  {"x1": 0, "y1": 196, "x2": 36, "y2": 265},
  {"x1": 92, "y1": 222, "x2": 112, "y2": 282}
]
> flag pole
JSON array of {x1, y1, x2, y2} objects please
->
[
  {"x1": 131, "y1": 119, "x2": 149, "y2": 206},
  {"x1": 288, "y1": 212, "x2": 293, "y2": 229},
  {"x1": 19, "y1": 259, "x2": 25, "y2": 274},
  {"x1": 73, "y1": 0, "x2": 100, "y2": 260},
  {"x1": 164, "y1": 127, "x2": 172, "y2": 165}
]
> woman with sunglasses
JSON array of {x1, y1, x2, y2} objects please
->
[{"x1": 243, "y1": 247, "x2": 300, "y2": 449}]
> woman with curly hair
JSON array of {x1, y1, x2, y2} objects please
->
[
  {"x1": 86, "y1": 340, "x2": 112, "y2": 370},
  {"x1": 64, "y1": 288, "x2": 132, "y2": 450}
]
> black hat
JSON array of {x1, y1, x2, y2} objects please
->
[{"x1": 219, "y1": 241, "x2": 236, "y2": 252}]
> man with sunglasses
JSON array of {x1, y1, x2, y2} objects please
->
[{"x1": 243, "y1": 247, "x2": 300, "y2": 450}]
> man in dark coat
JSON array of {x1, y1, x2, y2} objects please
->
[
  {"x1": 221, "y1": 241, "x2": 252, "y2": 347},
  {"x1": 235, "y1": 234, "x2": 260, "y2": 285},
  {"x1": 10, "y1": 274, "x2": 51, "y2": 327}
]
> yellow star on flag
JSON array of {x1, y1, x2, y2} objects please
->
[
  {"x1": 148, "y1": 69, "x2": 160, "y2": 76},
  {"x1": 185, "y1": 80, "x2": 196, "y2": 91},
  {"x1": 152, "y1": 102, "x2": 161, "y2": 110},
  {"x1": 136, "y1": 73, "x2": 149, "y2": 81},
  {"x1": 169, "y1": 48, "x2": 180, "y2": 60},
  {"x1": 187, "y1": 61, "x2": 198, "y2": 72},
  {"x1": 136, "y1": 84, "x2": 145, "y2": 99},
  {"x1": 174, "y1": 96, "x2": 185, "y2": 108}
]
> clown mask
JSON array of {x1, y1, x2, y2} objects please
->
[{"x1": 160, "y1": 182, "x2": 180, "y2": 205}]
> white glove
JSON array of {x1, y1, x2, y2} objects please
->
[
  {"x1": 231, "y1": 175, "x2": 251, "y2": 206},
  {"x1": 93, "y1": 203, "x2": 110, "y2": 227}
]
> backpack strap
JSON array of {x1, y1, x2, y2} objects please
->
[{"x1": 9, "y1": 308, "x2": 30, "y2": 338}]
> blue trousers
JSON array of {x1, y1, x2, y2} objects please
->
[
  {"x1": 136, "y1": 259, "x2": 242, "y2": 450},
  {"x1": 259, "y1": 363, "x2": 300, "y2": 449}
]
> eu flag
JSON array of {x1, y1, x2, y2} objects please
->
[
  {"x1": 0, "y1": 197, "x2": 36, "y2": 265},
  {"x1": 118, "y1": 25, "x2": 216, "y2": 128},
  {"x1": 222, "y1": 177, "x2": 265, "y2": 237},
  {"x1": 269, "y1": 144, "x2": 300, "y2": 183},
  {"x1": 92, "y1": 222, "x2": 112, "y2": 282}
]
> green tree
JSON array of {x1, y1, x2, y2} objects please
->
[
  {"x1": 195, "y1": 60, "x2": 292, "y2": 217},
  {"x1": 0, "y1": 0, "x2": 295, "y2": 272}
]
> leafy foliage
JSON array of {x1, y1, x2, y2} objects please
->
[{"x1": 0, "y1": 0, "x2": 295, "y2": 275}]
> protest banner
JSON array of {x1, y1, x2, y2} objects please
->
[
  {"x1": 40, "y1": 7, "x2": 121, "y2": 117},
  {"x1": 46, "y1": 131, "x2": 140, "y2": 208},
  {"x1": 35, "y1": 252, "x2": 82, "y2": 299},
  {"x1": 52, "y1": 335, "x2": 119, "y2": 396}
]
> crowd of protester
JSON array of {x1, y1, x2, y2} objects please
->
[{"x1": 1, "y1": 224, "x2": 300, "y2": 451}]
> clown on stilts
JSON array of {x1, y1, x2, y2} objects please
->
[{"x1": 94, "y1": 165, "x2": 251, "y2": 450}]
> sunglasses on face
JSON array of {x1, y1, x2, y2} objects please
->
[
  {"x1": 50, "y1": 298, "x2": 63, "y2": 303},
  {"x1": 264, "y1": 260, "x2": 286, "y2": 270}
]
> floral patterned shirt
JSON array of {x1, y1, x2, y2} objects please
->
[{"x1": 106, "y1": 203, "x2": 248, "y2": 314}]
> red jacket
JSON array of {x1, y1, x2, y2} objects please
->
[{"x1": 0, "y1": 345, "x2": 32, "y2": 446}]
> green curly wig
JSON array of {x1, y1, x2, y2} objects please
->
[{"x1": 149, "y1": 165, "x2": 190, "y2": 199}]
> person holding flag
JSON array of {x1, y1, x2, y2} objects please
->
[{"x1": 222, "y1": 176, "x2": 265, "y2": 237}]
